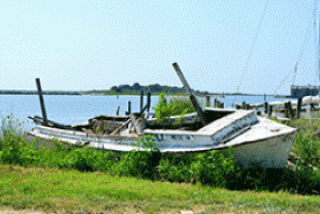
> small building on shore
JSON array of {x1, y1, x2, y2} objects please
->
[{"x1": 290, "y1": 85, "x2": 320, "y2": 98}]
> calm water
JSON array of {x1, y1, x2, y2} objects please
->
[{"x1": 1, "y1": 94, "x2": 290, "y2": 131}]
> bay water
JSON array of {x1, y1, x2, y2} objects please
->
[{"x1": 0, "y1": 94, "x2": 290, "y2": 131}]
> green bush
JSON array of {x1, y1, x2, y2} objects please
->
[
  {"x1": 118, "y1": 136, "x2": 161, "y2": 180},
  {"x1": 153, "y1": 93, "x2": 195, "y2": 124},
  {"x1": 2, "y1": 114, "x2": 320, "y2": 194}
]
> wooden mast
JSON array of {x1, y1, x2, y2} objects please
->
[{"x1": 172, "y1": 62, "x2": 207, "y2": 126}]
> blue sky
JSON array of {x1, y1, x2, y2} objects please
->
[{"x1": 1, "y1": 0, "x2": 319, "y2": 95}]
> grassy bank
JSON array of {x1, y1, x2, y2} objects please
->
[
  {"x1": 1, "y1": 163, "x2": 320, "y2": 214},
  {"x1": 1, "y1": 114, "x2": 320, "y2": 213}
]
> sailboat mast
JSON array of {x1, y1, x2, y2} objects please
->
[
  {"x1": 318, "y1": 14, "x2": 320, "y2": 85},
  {"x1": 314, "y1": 0, "x2": 319, "y2": 85}
]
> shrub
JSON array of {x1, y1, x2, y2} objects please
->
[
  {"x1": 118, "y1": 136, "x2": 161, "y2": 180},
  {"x1": 153, "y1": 93, "x2": 195, "y2": 124}
]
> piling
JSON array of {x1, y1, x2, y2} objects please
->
[
  {"x1": 127, "y1": 101, "x2": 131, "y2": 115},
  {"x1": 206, "y1": 95, "x2": 210, "y2": 107},
  {"x1": 287, "y1": 101, "x2": 294, "y2": 119},
  {"x1": 35, "y1": 78, "x2": 48, "y2": 125},
  {"x1": 116, "y1": 106, "x2": 120, "y2": 116},
  {"x1": 147, "y1": 92, "x2": 151, "y2": 112},
  {"x1": 268, "y1": 105, "x2": 273, "y2": 118},
  {"x1": 241, "y1": 101, "x2": 246, "y2": 110},
  {"x1": 297, "y1": 98, "x2": 302, "y2": 119},
  {"x1": 284, "y1": 102, "x2": 289, "y2": 118},
  {"x1": 140, "y1": 91, "x2": 144, "y2": 112},
  {"x1": 264, "y1": 102, "x2": 268, "y2": 114}
]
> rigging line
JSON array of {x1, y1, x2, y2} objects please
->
[
  {"x1": 275, "y1": 0, "x2": 318, "y2": 95},
  {"x1": 314, "y1": 0, "x2": 319, "y2": 85},
  {"x1": 317, "y1": 15, "x2": 320, "y2": 82},
  {"x1": 234, "y1": 0, "x2": 268, "y2": 100},
  {"x1": 275, "y1": 32, "x2": 312, "y2": 95},
  {"x1": 292, "y1": 23, "x2": 313, "y2": 86},
  {"x1": 319, "y1": 14, "x2": 320, "y2": 84},
  {"x1": 292, "y1": 0, "x2": 317, "y2": 85}
]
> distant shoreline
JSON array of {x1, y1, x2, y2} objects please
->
[{"x1": 0, "y1": 90, "x2": 290, "y2": 97}]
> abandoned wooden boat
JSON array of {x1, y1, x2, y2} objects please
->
[
  {"x1": 27, "y1": 107, "x2": 296, "y2": 168},
  {"x1": 27, "y1": 63, "x2": 297, "y2": 168}
]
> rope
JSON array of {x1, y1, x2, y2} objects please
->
[
  {"x1": 233, "y1": 0, "x2": 268, "y2": 103},
  {"x1": 292, "y1": 13, "x2": 314, "y2": 86},
  {"x1": 314, "y1": 0, "x2": 319, "y2": 85},
  {"x1": 273, "y1": 0, "x2": 317, "y2": 95}
]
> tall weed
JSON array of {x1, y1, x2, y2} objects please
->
[
  {"x1": 118, "y1": 136, "x2": 161, "y2": 179},
  {"x1": 153, "y1": 93, "x2": 195, "y2": 124},
  {"x1": 1, "y1": 114, "x2": 320, "y2": 194}
]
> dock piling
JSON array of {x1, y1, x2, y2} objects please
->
[
  {"x1": 140, "y1": 91, "x2": 144, "y2": 112},
  {"x1": 35, "y1": 78, "x2": 48, "y2": 125}
]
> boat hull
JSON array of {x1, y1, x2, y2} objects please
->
[{"x1": 27, "y1": 122, "x2": 296, "y2": 168}]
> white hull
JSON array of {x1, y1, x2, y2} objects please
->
[{"x1": 27, "y1": 108, "x2": 297, "y2": 168}]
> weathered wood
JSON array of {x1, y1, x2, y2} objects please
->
[
  {"x1": 284, "y1": 102, "x2": 289, "y2": 118},
  {"x1": 28, "y1": 116, "x2": 73, "y2": 130},
  {"x1": 221, "y1": 126, "x2": 251, "y2": 144},
  {"x1": 172, "y1": 62, "x2": 207, "y2": 126},
  {"x1": 126, "y1": 101, "x2": 131, "y2": 115},
  {"x1": 268, "y1": 105, "x2": 273, "y2": 118},
  {"x1": 35, "y1": 78, "x2": 48, "y2": 125},
  {"x1": 287, "y1": 101, "x2": 295, "y2": 119},
  {"x1": 140, "y1": 91, "x2": 144, "y2": 112},
  {"x1": 116, "y1": 106, "x2": 120, "y2": 116},
  {"x1": 297, "y1": 98, "x2": 302, "y2": 118},
  {"x1": 206, "y1": 95, "x2": 210, "y2": 107},
  {"x1": 147, "y1": 92, "x2": 151, "y2": 112},
  {"x1": 140, "y1": 92, "x2": 152, "y2": 114},
  {"x1": 110, "y1": 119, "x2": 132, "y2": 136},
  {"x1": 310, "y1": 103, "x2": 315, "y2": 112},
  {"x1": 264, "y1": 102, "x2": 268, "y2": 114},
  {"x1": 242, "y1": 101, "x2": 246, "y2": 110}
]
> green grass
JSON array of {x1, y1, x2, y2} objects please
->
[
  {"x1": 1, "y1": 163, "x2": 320, "y2": 213},
  {"x1": 1, "y1": 114, "x2": 320, "y2": 213}
]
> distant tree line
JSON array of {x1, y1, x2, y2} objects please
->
[
  {"x1": 85, "y1": 82, "x2": 210, "y2": 96},
  {"x1": 0, "y1": 90, "x2": 81, "y2": 95},
  {"x1": 0, "y1": 84, "x2": 271, "y2": 96}
]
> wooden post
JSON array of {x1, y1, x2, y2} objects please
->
[
  {"x1": 35, "y1": 78, "x2": 48, "y2": 125},
  {"x1": 140, "y1": 91, "x2": 144, "y2": 112},
  {"x1": 287, "y1": 101, "x2": 294, "y2": 119},
  {"x1": 172, "y1": 62, "x2": 207, "y2": 126},
  {"x1": 206, "y1": 95, "x2": 210, "y2": 107},
  {"x1": 214, "y1": 99, "x2": 217, "y2": 108},
  {"x1": 264, "y1": 102, "x2": 268, "y2": 114},
  {"x1": 147, "y1": 92, "x2": 151, "y2": 113},
  {"x1": 297, "y1": 98, "x2": 302, "y2": 119},
  {"x1": 310, "y1": 103, "x2": 315, "y2": 112},
  {"x1": 284, "y1": 102, "x2": 289, "y2": 118},
  {"x1": 216, "y1": 100, "x2": 220, "y2": 108},
  {"x1": 126, "y1": 101, "x2": 131, "y2": 115},
  {"x1": 268, "y1": 105, "x2": 273, "y2": 118},
  {"x1": 116, "y1": 106, "x2": 120, "y2": 116},
  {"x1": 221, "y1": 102, "x2": 224, "y2": 109},
  {"x1": 241, "y1": 101, "x2": 246, "y2": 110}
]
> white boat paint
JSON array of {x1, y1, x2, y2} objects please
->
[{"x1": 27, "y1": 108, "x2": 297, "y2": 168}]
